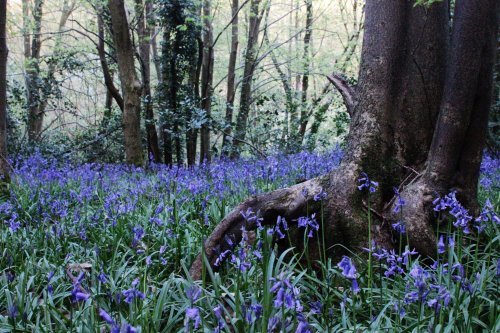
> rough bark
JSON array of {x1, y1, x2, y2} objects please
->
[
  {"x1": 136, "y1": 0, "x2": 161, "y2": 163},
  {"x1": 230, "y1": 0, "x2": 262, "y2": 159},
  {"x1": 190, "y1": 0, "x2": 497, "y2": 279},
  {"x1": 327, "y1": 73, "x2": 355, "y2": 117},
  {"x1": 402, "y1": 0, "x2": 498, "y2": 242},
  {"x1": 108, "y1": 0, "x2": 144, "y2": 166},
  {"x1": 221, "y1": 0, "x2": 239, "y2": 157},
  {"x1": 0, "y1": 0, "x2": 9, "y2": 188},
  {"x1": 200, "y1": 0, "x2": 214, "y2": 164}
]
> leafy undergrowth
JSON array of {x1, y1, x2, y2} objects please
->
[{"x1": 0, "y1": 149, "x2": 498, "y2": 333}]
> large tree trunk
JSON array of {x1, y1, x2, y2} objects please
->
[
  {"x1": 230, "y1": 0, "x2": 262, "y2": 159},
  {"x1": 0, "y1": 0, "x2": 9, "y2": 189},
  {"x1": 199, "y1": 0, "x2": 214, "y2": 164},
  {"x1": 221, "y1": 0, "x2": 239, "y2": 157},
  {"x1": 190, "y1": 0, "x2": 497, "y2": 279},
  {"x1": 108, "y1": 0, "x2": 144, "y2": 166},
  {"x1": 136, "y1": 0, "x2": 161, "y2": 163}
]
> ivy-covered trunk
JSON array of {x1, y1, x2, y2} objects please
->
[{"x1": 190, "y1": 0, "x2": 498, "y2": 278}]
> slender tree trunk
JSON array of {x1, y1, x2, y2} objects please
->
[
  {"x1": 36, "y1": 0, "x2": 75, "y2": 132},
  {"x1": 221, "y1": 0, "x2": 239, "y2": 157},
  {"x1": 25, "y1": 0, "x2": 44, "y2": 142},
  {"x1": 297, "y1": 0, "x2": 313, "y2": 143},
  {"x1": 0, "y1": 0, "x2": 9, "y2": 189},
  {"x1": 262, "y1": 5, "x2": 296, "y2": 152},
  {"x1": 97, "y1": 10, "x2": 124, "y2": 113},
  {"x1": 136, "y1": 0, "x2": 161, "y2": 163},
  {"x1": 200, "y1": 0, "x2": 214, "y2": 163},
  {"x1": 161, "y1": 27, "x2": 180, "y2": 166},
  {"x1": 191, "y1": 0, "x2": 497, "y2": 279},
  {"x1": 231, "y1": 0, "x2": 262, "y2": 159},
  {"x1": 108, "y1": 0, "x2": 144, "y2": 165},
  {"x1": 186, "y1": 37, "x2": 201, "y2": 167}
]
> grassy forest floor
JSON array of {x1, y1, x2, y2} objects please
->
[{"x1": 0, "y1": 149, "x2": 499, "y2": 332}]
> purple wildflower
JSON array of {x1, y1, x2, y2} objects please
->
[
  {"x1": 98, "y1": 308, "x2": 115, "y2": 325},
  {"x1": 437, "y1": 236, "x2": 445, "y2": 254},
  {"x1": 358, "y1": 172, "x2": 378, "y2": 193},
  {"x1": 337, "y1": 256, "x2": 360, "y2": 293},
  {"x1": 186, "y1": 307, "x2": 201, "y2": 330}
]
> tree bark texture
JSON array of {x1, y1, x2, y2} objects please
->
[
  {"x1": 230, "y1": 0, "x2": 262, "y2": 159},
  {"x1": 0, "y1": 0, "x2": 9, "y2": 185},
  {"x1": 297, "y1": 0, "x2": 313, "y2": 144},
  {"x1": 190, "y1": 0, "x2": 498, "y2": 279},
  {"x1": 108, "y1": 0, "x2": 144, "y2": 166},
  {"x1": 136, "y1": 0, "x2": 161, "y2": 163},
  {"x1": 221, "y1": 0, "x2": 239, "y2": 157},
  {"x1": 25, "y1": 0, "x2": 44, "y2": 142},
  {"x1": 200, "y1": 0, "x2": 214, "y2": 164}
]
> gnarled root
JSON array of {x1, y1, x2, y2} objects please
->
[{"x1": 189, "y1": 176, "x2": 327, "y2": 280}]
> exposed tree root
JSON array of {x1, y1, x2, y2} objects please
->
[{"x1": 189, "y1": 168, "x2": 444, "y2": 280}]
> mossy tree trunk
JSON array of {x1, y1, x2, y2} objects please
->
[
  {"x1": 0, "y1": 0, "x2": 9, "y2": 193},
  {"x1": 190, "y1": 0, "x2": 498, "y2": 279},
  {"x1": 108, "y1": 0, "x2": 144, "y2": 166}
]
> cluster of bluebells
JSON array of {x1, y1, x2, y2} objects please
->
[
  {"x1": 433, "y1": 191, "x2": 500, "y2": 234},
  {"x1": 372, "y1": 247, "x2": 417, "y2": 277},
  {"x1": 433, "y1": 191, "x2": 474, "y2": 233}
]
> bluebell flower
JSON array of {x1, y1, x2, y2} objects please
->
[
  {"x1": 310, "y1": 300, "x2": 322, "y2": 314},
  {"x1": 270, "y1": 275, "x2": 301, "y2": 310},
  {"x1": 267, "y1": 316, "x2": 281, "y2": 332},
  {"x1": 72, "y1": 287, "x2": 90, "y2": 302},
  {"x1": 437, "y1": 236, "x2": 445, "y2": 254},
  {"x1": 313, "y1": 188, "x2": 327, "y2": 201},
  {"x1": 337, "y1": 256, "x2": 360, "y2": 293},
  {"x1": 7, "y1": 305, "x2": 18, "y2": 318},
  {"x1": 98, "y1": 271, "x2": 108, "y2": 284},
  {"x1": 214, "y1": 249, "x2": 231, "y2": 267},
  {"x1": 98, "y1": 308, "x2": 115, "y2": 325},
  {"x1": 250, "y1": 303, "x2": 263, "y2": 319},
  {"x1": 123, "y1": 279, "x2": 145, "y2": 304},
  {"x1": 186, "y1": 285, "x2": 201, "y2": 303},
  {"x1": 213, "y1": 304, "x2": 225, "y2": 332},
  {"x1": 186, "y1": 307, "x2": 201, "y2": 330},
  {"x1": 338, "y1": 256, "x2": 357, "y2": 279},
  {"x1": 295, "y1": 313, "x2": 311, "y2": 333},
  {"x1": 392, "y1": 221, "x2": 406, "y2": 234},
  {"x1": 393, "y1": 187, "x2": 406, "y2": 213},
  {"x1": 358, "y1": 172, "x2": 378, "y2": 193}
]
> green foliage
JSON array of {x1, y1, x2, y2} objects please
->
[
  {"x1": 0, "y1": 151, "x2": 498, "y2": 332},
  {"x1": 414, "y1": 0, "x2": 443, "y2": 7}
]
